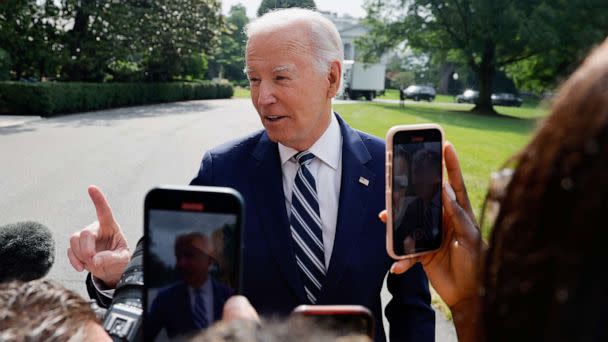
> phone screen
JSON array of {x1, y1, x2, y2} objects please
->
[
  {"x1": 392, "y1": 129, "x2": 442, "y2": 256},
  {"x1": 291, "y1": 305, "x2": 374, "y2": 338},
  {"x1": 144, "y1": 187, "x2": 242, "y2": 341}
]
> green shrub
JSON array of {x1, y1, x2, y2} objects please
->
[{"x1": 0, "y1": 81, "x2": 233, "y2": 116}]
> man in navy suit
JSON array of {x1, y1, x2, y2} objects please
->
[
  {"x1": 69, "y1": 8, "x2": 434, "y2": 341},
  {"x1": 147, "y1": 232, "x2": 233, "y2": 339}
]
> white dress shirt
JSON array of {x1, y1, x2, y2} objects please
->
[
  {"x1": 188, "y1": 278, "x2": 214, "y2": 324},
  {"x1": 278, "y1": 112, "x2": 343, "y2": 268}
]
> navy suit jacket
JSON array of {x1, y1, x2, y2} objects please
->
[
  {"x1": 147, "y1": 278, "x2": 233, "y2": 339},
  {"x1": 190, "y1": 114, "x2": 434, "y2": 341}
]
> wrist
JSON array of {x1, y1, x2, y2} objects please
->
[
  {"x1": 95, "y1": 275, "x2": 118, "y2": 290},
  {"x1": 449, "y1": 296, "x2": 482, "y2": 342}
]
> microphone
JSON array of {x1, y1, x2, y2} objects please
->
[{"x1": 0, "y1": 221, "x2": 55, "y2": 282}]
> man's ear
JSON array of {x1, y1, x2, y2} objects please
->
[{"x1": 326, "y1": 60, "x2": 342, "y2": 98}]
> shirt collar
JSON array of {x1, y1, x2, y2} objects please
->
[
  {"x1": 190, "y1": 277, "x2": 212, "y2": 294},
  {"x1": 278, "y1": 111, "x2": 341, "y2": 170}
]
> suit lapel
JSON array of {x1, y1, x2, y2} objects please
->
[
  {"x1": 251, "y1": 133, "x2": 307, "y2": 303},
  {"x1": 319, "y1": 114, "x2": 375, "y2": 303}
]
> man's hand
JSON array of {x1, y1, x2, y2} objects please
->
[{"x1": 67, "y1": 185, "x2": 131, "y2": 288}]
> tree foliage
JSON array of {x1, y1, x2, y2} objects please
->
[
  {"x1": 0, "y1": 0, "x2": 63, "y2": 80},
  {"x1": 0, "y1": 0, "x2": 225, "y2": 82},
  {"x1": 257, "y1": 0, "x2": 316, "y2": 17},
  {"x1": 358, "y1": 0, "x2": 608, "y2": 114},
  {"x1": 207, "y1": 4, "x2": 249, "y2": 83}
]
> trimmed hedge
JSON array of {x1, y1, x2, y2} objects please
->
[{"x1": 0, "y1": 81, "x2": 234, "y2": 116}]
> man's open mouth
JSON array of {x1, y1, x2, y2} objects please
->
[{"x1": 265, "y1": 115, "x2": 286, "y2": 122}]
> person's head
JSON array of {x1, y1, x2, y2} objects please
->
[
  {"x1": 175, "y1": 232, "x2": 216, "y2": 286},
  {"x1": 482, "y1": 38, "x2": 608, "y2": 341},
  {"x1": 393, "y1": 147, "x2": 411, "y2": 204},
  {"x1": 0, "y1": 279, "x2": 110, "y2": 341},
  {"x1": 411, "y1": 148, "x2": 441, "y2": 201},
  {"x1": 244, "y1": 8, "x2": 343, "y2": 151}
]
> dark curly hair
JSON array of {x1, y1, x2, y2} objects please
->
[{"x1": 482, "y1": 38, "x2": 608, "y2": 341}]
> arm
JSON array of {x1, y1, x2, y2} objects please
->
[
  {"x1": 385, "y1": 263, "x2": 435, "y2": 341},
  {"x1": 86, "y1": 273, "x2": 114, "y2": 308},
  {"x1": 190, "y1": 151, "x2": 213, "y2": 186}
]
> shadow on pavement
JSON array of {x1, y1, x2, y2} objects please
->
[{"x1": 0, "y1": 100, "x2": 222, "y2": 135}]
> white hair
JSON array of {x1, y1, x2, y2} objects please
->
[{"x1": 245, "y1": 8, "x2": 344, "y2": 74}]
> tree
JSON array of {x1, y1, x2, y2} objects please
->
[
  {"x1": 257, "y1": 0, "x2": 316, "y2": 17},
  {"x1": 207, "y1": 4, "x2": 249, "y2": 83},
  {"x1": 358, "y1": 0, "x2": 608, "y2": 114},
  {"x1": 505, "y1": 2, "x2": 608, "y2": 94},
  {"x1": 58, "y1": 0, "x2": 225, "y2": 82},
  {"x1": 0, "y1": 0, "x2": 63, "y2": 80},
  {"x1": 131, "y1": 0, "x2": 225, "y2": 82},
  {"x1": 59, "y1": 0, "x2": 127, "y2": 81}
]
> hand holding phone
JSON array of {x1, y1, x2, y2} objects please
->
[
  {"x1": 386, "y1": 124, "x2": 444, "y2": 259},
  {"x1": 385, "y1": 142, "x2": 484, "y2": 320}
]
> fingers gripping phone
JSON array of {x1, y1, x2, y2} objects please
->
[
  {"x1": 143, "y1": 186, "x2": 244, "y2": 341},
  {"x1": 386, "y1": 124, "x2": 444, "y2": 259},
  {"x1": 291, "y1": 305, "x2": 375, "y2": 338}
]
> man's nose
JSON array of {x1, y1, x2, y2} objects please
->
[{"x1": 256, "y1": 81, "x2": 276, "y2": 105}]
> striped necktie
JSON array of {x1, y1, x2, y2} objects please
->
[
  {"x1": 192, "y1": 288, "x2": 208, "y2": 329},
  {"x1": 290, "y1": 151, "x2": 326, "y2": 304}
]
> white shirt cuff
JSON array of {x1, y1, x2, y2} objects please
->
[{"x1": 92, "y1": 276, "x2": 115, "y2": 299}]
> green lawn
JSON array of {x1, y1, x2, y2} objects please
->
[
  {"x1": 377, "y1": 89, "x2": 454, "y2": 103},
  {"x1": 378, "y1": 89, "x2": 544, "y2": 108},
  {"x1": 334, "y1": 100, "x2": 547, "y2": 237},
  {"x1": 234, "y1": 86, "x2": 251, "y2": 98}
]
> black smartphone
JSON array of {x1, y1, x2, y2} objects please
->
[
  {"x1": 291, "y1": 305, "x2": 375, "y2": 338},
  {"x1": 386, "y1": 124, "x2": 444, "y2": 259},
  {"x1": 143, "y1": 185, "x2": 244, "y2": 341}
]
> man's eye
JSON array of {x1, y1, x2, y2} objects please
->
[
  {"x1": 275, "y1": 76, "x2": 288, "y2": 81},
  {"x1": 249, "y1": 78, "x2": 260, "y2": 84}
]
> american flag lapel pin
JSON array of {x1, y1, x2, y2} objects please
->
[{"x1": 359, "y1": 177, "x2": 369, "y2": 186}]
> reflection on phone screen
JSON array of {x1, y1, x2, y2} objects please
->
[
  {"x1": 392, "y1": 133, "x2": 442, "y2": 255},
  {"x1": 146, "y1": 210, "x2": 237, "y2": 341}
]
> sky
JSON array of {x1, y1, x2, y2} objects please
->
[
  {"x1": 221, "y1": 0, "x2": 367, "y2": 18},
  {"x1": 149, "y1": 210, "x2": 236, "y2": 268}
]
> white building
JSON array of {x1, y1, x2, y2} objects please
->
[{"x1": 321, "y1": 11, "x2": 393, "y2": 63}]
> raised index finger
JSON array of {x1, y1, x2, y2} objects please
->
[{"x1": 88, "y1": 185, "x2": 116, "y2": 227}]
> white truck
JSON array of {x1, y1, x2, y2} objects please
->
[{"x1": 338, "y1": 60, "x2": 386, "y2": 101}]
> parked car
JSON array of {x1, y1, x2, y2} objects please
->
[
  {"x1": 402, "y1": 85, "x2": 436, "y2": 101},
  {"x1": 491, "y1": 92, "x2": 523, "y2": 107},
  {"x1": 455, "y1": 89, "x2": 479, "y2": 104}
]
